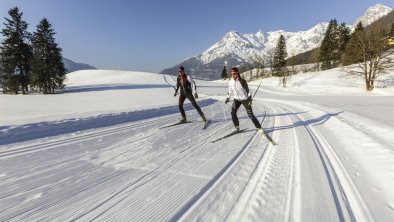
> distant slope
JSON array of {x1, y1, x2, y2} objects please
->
[{"x1": 63, "y1": 57, "x2": 96, "y2": 73}]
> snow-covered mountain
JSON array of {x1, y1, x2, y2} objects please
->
[
  {"x1": 161, "y1": 3, "x2": 393, "y2": 80},
  {"x1": 353, "y1": 3, "x2": 393, "y2": 27}
]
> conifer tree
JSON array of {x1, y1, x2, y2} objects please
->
[
  {"x1": 354, "y1": 22, "x2": 364, "y2": 33},
  {"x1": 31, "y1": 18, "x2": 66, "y2": 93},
  {"x1": 342, "y1": 22, "x2": 364, "y2": 65},
  {"x1": 337, "y1": 23, "x2": 350, "y2": 61},
  {"x1": 273, "y1": 34, "x2": 289, "y2": 87},
  {"x1": 0, "y1": 7, "x2": 32, "y2": 94},
  {"x1": 319, "y1": 19, "x2": 338, "y2": 70},
  {"x1": 221, "y1": 66, "x2": 227, "y2": 79},
  {"x1": 273, "y1": 34, "x2": 287, "y2": 75}
]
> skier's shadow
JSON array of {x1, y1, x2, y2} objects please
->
[
  {"x1": 208, "y1": 110, "x2": 308, "y2": 125},
  {"x1": 265, "y1": 111, "x2": 344, "y2": 133}
]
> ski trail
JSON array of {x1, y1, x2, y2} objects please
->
[
  {"x1": 272, "y1": 101, "x2": 373, "y2": 221},
  {"x1": 227, "y1": 102, "x2": 299, "y2": 221},
  {"x1": 176, "y1": 107, "x2": 275, "y2": 221}
]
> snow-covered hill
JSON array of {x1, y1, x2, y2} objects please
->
[{"x1": 161, "y1": 3, "x2": 393, "y2": 80}]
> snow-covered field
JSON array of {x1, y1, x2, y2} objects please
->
[{"x1": 1, "y1": 68, "x2": 394, "y2": 221}]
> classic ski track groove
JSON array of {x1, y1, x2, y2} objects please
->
[
  {"x1": 273, "y1": 101, "x2": 373, "y2": 222},
  {"x1": 0, "y1": 100, "x2": 228, "y2": 160},
  {"x1": 64, "y1": 107, "x2": 245, "y2": 221},
  {"x1": 0, "y1": 103, "x2": 227, "y2": 193},
  {"x1": 225, "y1": 102, "x2": 298, "y2": 221},
  {"x1": 174, "y1": 108, "x2": 273, "y2": 221},
  {"x1": 0, "y1": 114, "x2": 178, "y2": 159},
  {"x1": 0, "y1": 101, "x2": 250, "y2": 221}
]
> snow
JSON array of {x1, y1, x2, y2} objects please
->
[{"x1": 1, "y1": 67, "x2": 394, "y2": 221}]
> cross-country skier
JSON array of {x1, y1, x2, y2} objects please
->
[
  {"x1": 225, "y1": 67, "x2": 262, "y2": 132},
  {"x1": 174, "y1": 66, "x2": 207, "y2": 123}
]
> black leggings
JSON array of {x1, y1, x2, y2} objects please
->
[
  {"x1": 179, "y1": 93, "x2": 204, "y2": 119},
  {"x1": 231, "y1": 100, "x2": 261, "y2": 128}
]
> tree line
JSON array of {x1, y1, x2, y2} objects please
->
[
  {"x1": 0, "y1": 7, "x2": 66, "y2": 94},
  {"x1": 320, "y1": 19, "x2": 394, "y2": 91}
]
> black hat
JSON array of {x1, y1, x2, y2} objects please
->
[
  {"x1": 231, "y1": 67, "x2": 239, "y2": 73},
  {"x1": 178, "y1": 66, "x2": 185, "y2": 72}
]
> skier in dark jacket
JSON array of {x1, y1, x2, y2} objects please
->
[
  {"x1": 174, "y1": 66, "x2": 207, "y2": 123},
  {"x1": 225, "y1": 67, "x2": 261, "y2": 132}
]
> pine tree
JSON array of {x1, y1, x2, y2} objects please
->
[
  {"x1": 273, "y1": 34, "x2": 287, "y2": 76},
  {"x1": 320, "y1": 19, "x2": 338, "y2": 70},
  {"x1": 342, "y1": 22, "x2": 364, "y2": 65},
  {"x1": 354, "y1": 22, "x2": 364, "y2": 33},
  {"x1": 337, "y1": 23, "x2": 350, "y2": 62},
  {"x1": 221, "y1": 66, "x2": 227, "y2": 79},
  {"x1": 31, "y1": 18, "x2": 66, "y2": 94},
  {"x1": 273, "y1": 34, "x2": 289, "y2": 87},
  {"x1": 0, "y1": 7, "x2": 32, "y2": 94}
]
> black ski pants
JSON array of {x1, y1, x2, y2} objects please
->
[
  {"x1": 231, "y1": 99, "x2": 261, "y2": 128},
  {"x1": 179, "y1": 92, "x2": 205, "y2": 119}
]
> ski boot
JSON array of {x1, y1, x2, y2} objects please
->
[
  {"x1": 179, "y1": 118, "x2": 187, "y2": 123},
  {"x1": 232, "y1": 126, "x2": 240, "y2": 133}
]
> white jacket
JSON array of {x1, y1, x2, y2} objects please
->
[{"x1": 227, "y1": 78, "x2": 250, "y2": 101}]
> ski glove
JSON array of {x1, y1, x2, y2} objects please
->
[
  {"x1": 194, "y1": 93, "x2": 198, "y2": 99},
  {"x1": 173, "y1": 91, "x2": 177, "y2": 97},
  {"x1": 225, "y1": 97, "x2": 230, "y2": 104},
  {"x1": 247, "y1": 96, "x2": 252, "y2": 106}
]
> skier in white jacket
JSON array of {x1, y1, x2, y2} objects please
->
[{"x1": 225, "y1": 67, "x2": 262, "y2": 132}]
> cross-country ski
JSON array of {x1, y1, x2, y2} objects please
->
[
  {"x1": 258, "y1": 128, "x2": 277, "y2": 145},
  {"x1": 202, "y1": 119, "x2": 210, "y2": 129},
  {"x1": 159, "y1": 121, "x2": 191, "y2": 129},
  {"x1": 211, "y1": 128, "x2": 248, "y2": 143}
]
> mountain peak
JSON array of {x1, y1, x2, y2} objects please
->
[
  {"x1": 224, "y1": 30, "x2": 241, "y2": 38},
  {"x1": 370, "y1": 3, "x2": 392, "y2": 11},
  {"x1": 353, "y1": 3, "x2": 392, "y2": 27}
]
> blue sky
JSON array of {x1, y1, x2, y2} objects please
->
[{"x1": 1, "y1": 0, "x2": 393, "y2": 72}]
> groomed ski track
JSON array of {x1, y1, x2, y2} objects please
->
[{"x1": 0, "y1": 97, "x2": 377, "y2": 221}]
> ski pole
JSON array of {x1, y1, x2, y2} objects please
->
[{"x1": 252, "y1": 81, "x2": 262, "y2": 101}]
